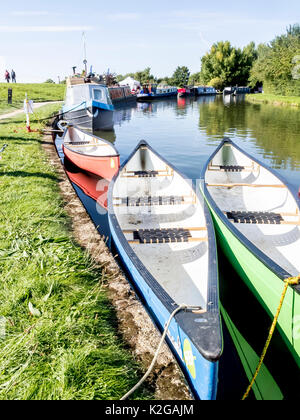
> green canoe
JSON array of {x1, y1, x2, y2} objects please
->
[{"x1": 200, "y1": 138, "x2": 300, "y2": 367}]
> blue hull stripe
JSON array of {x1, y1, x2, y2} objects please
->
[{"x1": 62, "y1": 100, "x2": 114, "y2": 114}]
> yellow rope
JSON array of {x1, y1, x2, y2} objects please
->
[{"x1": 242, "y1": 275, "x2": 300, "y2": 400}]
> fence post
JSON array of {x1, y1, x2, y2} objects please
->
[{"x1": 8, "y1": 88, "x2": 12, "y2": 104}]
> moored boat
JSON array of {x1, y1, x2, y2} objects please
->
[
  {"x1": 61, "y1": 124, "x2": 120, "y2": 180},
  {"x1": 137, "y1": 84, "x2": 177, "y2": 101},
  {"x1": 64, "y1": 157, "x2": 109, "y2": 209},
  {"x1": 223, "y1": 87, "x2": 235, "y2": 95},
  {"x1": 61, "y1": 77, "x2": 114, "y2": 131},
  {"x1": 108, "y1": 85, "x2": 137, "y2": 106},
  {"x1": 195, "y1": 86, "x2": 217, "y2": 96},
  {"x1": 108, "y1": 140, "x2": 222, "y2": 400},
  {"x1": 177, "y1": 87, "x2": 192, "y2": 97},
  {"x1": 200, "y1": 138, "x2": 300, "y2": 367}
]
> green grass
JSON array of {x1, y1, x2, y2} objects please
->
[
  {"x1": 246, "y1": 93, "x2": 300, "y2": 107},
  {"x1": 0, "y1": 83, "x2": 65, "y2": 115},
  {"x1": 0, "y1": 106, "x2": 151, "y2": 400}
]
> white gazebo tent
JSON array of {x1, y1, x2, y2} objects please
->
[{"x1": 119, "y1": 76, "x2": 141, "y2": 90}]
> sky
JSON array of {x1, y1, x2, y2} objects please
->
[{"x1": 0, "y1": 0, "x2": 299, "y2": 83}]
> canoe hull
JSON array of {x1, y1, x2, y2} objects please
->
[
  {"x1": 63, "y1": 146, "x2": 119, "y2": 181},
  {"x1": 109, "y1": 217, "x2": 219, "y2": 400}
]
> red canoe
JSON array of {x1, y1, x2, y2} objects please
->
[
  {"x1": 64, "y1": 157, "x2": 109, "y2": 209},
  {"x1": 62, "y1": 125, "x2": 120, "y2": 180}
]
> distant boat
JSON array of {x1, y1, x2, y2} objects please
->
[
  {"x1": 223, "y1": 87, "x2": 235, "y2": 95},
  {"x1": 177, "y1": 87, "x2": 192, "y2": 97},
  {"x1": 108, "y1": 140, "x2": 222, "y2": 400},
  {"x1": 200, "y1": 138, "x2": 300, "y2": 367},
  {"x1": 137, "y1": 84, "x2": 177, "y2": 101},
  {"x1": 61, "y1": 124, "x2": 119, "y2": 181},
  {"x1": 60, "y1": 77, "x2": 115, "y2": 131},
  {"x1": 232, "y1": 87, "x2": 251, "y2": 95},
  {"x1": 195, "y1": 86, "x2": 216, "y2": 96}
]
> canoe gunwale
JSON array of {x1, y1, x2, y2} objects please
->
[
  {"x1": 200, "y1": 137, "x2": 300, "y2": 295},
  {"x1": 108, "y1": 140, "x2": 223, "y2": 362},
  {"x1": 62, "y1": 125, "x2": 119, "y2": 158}
]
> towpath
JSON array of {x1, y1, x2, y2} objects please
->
[{"x1": 0, "y1": 101, "x2": 62, "y2": 120}]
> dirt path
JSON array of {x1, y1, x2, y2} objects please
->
[
  {"x1": 42, "y1": 130, "x2": 193, "y2": 401},
  {"x1": 0, "y1": 101, "x2": 63, "y2": 120}
]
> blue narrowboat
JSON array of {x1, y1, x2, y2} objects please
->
[{"x1": 137, "y1": 84, "x2": 178, "y2": 101}]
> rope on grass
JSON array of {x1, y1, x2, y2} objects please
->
[
  {"x1": 242, "y1": 275, "x2": 300, "y2": 400},
  {"x1": 120, "y1": 303, "x2": 202, "y2": 400}
]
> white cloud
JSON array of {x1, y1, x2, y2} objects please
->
[
  {"x1": 107, "y1": 13, "x2": 140, "y2": 21},
  {"x1": 11, "y1": 11, "x2": 49, "y2": 16},
  {"x1": 0, "y1": 26, "x2": 94, "y2": 32}
]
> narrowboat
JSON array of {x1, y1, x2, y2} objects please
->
[
  {"x1": 200, "y1": 138, "x2": 300, "y2": 367},
  {"x1": 137, "y1": 84, "x2": 177, "y2": 101},
  {"x1": 60, "y1": 77, "x2": 114, "y2": 131},
  {"x1": 61, "y1": 123, "x2": 119, "y2": 181},
  {"x1": 177, "y1": 87, "x2": 192, "y2": 97},
  {"x1": 223, "y1": 87, "x2": 235, "y2": 95},
  {"x1": 195, "y1": 86, "x2": 217, "y2": 96},
  {"x1": 108, "y1": 140, "x2": 223, "y2": 400}
]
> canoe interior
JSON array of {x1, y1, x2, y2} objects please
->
[
  {"x1": 205, "y1": 141, "x2": 300, "y2": 277},
  {"x1": 112, "y1": 145, "x2": 210, "y2": 310},
  {"x1": 64, "y1": 126, "x2": 117, "y2": 157}
]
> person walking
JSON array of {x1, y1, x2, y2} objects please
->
[
  {"x1": 11, "y1": 70, "x2": 16, "y2": 83},
  {"x1": 5, "y1": 70, "x2": 10, "y2": 83}
]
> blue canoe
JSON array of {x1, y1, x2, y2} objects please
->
[{"x1": 108, "y1": 140, "x2": 223, "y2": 400}]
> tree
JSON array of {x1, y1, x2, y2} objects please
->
[
  {"x1": 134, "y1": 68, "x2": 156, "y2": 84},
  {"x1": 199, "y1": 41, "x2": 257, "y2": 89},
  {"x1": 45, "y1": 79, "x2": 55, "y2": 84},
  {"x1": 208, "y1": 77, "x2": 225, "y2": 91},
  {"x1": 172, "y1": 66, "x2": 190, "y2": 87},
  {"x1": 189, "y1": 72, "x2": 201, "y2": 85},
  {"x1": 249, "y1": 24, "x2": 300, "y2": 95}
]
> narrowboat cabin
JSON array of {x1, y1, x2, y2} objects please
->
[
  {"x1": 195, "y1": 86, "x2": 217, "y2": 96},
  {"x1": 61, "y1": 77, "x2": 114, "y2": 131},
  {"x1": 137, "y1": 84, "x2": 177, "y2": 101}
]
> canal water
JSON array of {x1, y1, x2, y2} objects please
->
[{"x1": 56, "y1": 94, "x2": 300, "y2": 400}]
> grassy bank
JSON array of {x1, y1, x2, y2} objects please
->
[
  {"x1": 0, "y1": 106, "x2": 150, "y2": 400},
  {"x1": 246, "y1": 93, "x2": 300, "y2": 107},
  {"x1": 0, "y1": 83, "x2": 65, "y2": 115}
]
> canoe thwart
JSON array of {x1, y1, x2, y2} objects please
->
[
  {"x1": 122, "y1": 169, "x2": 174, "y2": 178},
  {"x1": 125, "y1": 228, "x2": 208, "y2": 244},
  {"x1": 226, "y1": 211, "x2": 300, "y2": 225},
  {"x1": 114, "y1": 195, "x2": 197, "y2": 207},
  {"x1": 123, "y1": 227, "x2": 207, "y2": 234},
  {"x1": 207, "y1": 183, "x2": 286, "y2": 188}
]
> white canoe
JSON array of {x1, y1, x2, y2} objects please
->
[{"x1": 108, "y1": 140, "x2": 222, "y2": 400}]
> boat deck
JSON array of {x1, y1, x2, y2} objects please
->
[
  {"x1": 206, "y1": 155, "x2": 300, "y2": 277},
  {"x1": 114, "y1": 173, "x2": 209, "y2": 309}
]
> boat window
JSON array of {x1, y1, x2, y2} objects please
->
[{"x1": 93, "y1": 89, "x2": 103, "y2": 101}]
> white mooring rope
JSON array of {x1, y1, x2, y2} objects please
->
[{"x1": 120, "y1": 303, "x2": 202, "y2": 400}]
